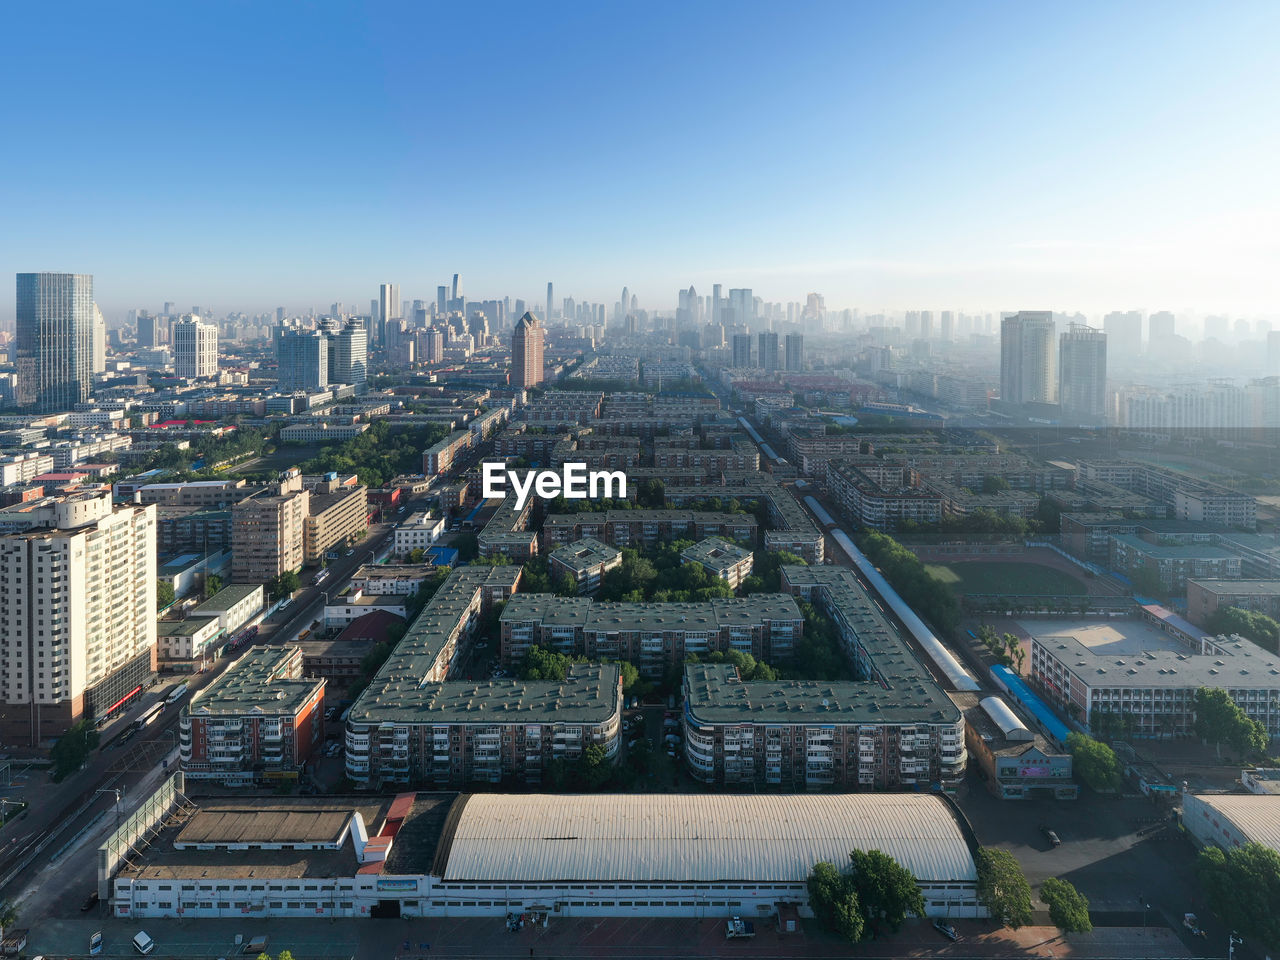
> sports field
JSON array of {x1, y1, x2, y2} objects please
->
[{"x1": 924, "y1": 560, "x2": 1087, "y2": 596}]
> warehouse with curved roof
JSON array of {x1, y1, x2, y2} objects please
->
[{"x1": 108, "y1": 781, "x2": 987, "y2": 921}]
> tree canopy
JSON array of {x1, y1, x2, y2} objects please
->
[
  {"x1": 1195, "y1": 686, "x2": 1269, "y2": 757},
  {"x1": 1207, "y1": 606, "x2": 1280, "y2": 653},
  {"x1": 156, "y1": 579, "x2": 175, "y2": 610},
  {"x1": 1197, "y1": 842, "x2": 1280, "y2": 947},
  {"x1": 858, "y1": 531, "x2": 960, "y2": 635},
  {"x1": 1066, "y1": 733, "x2": 1122, "y2": 792},
  {"x1": 849, "y1": 848, "x2": 926, "y2": 933},
  {"x1": 290, "y1": 421, "x2": 449, "y2": 488},
  {"x1": 51, "y1": 719, "x2": 100, "y2": 782},
  {"x1": 806, "y1": 861, "x2": 865, "y2": 943},
  {"x1": 806, "y1": 849, "x2": 923, "y2": 942},
  {"x1": 1040, "y1": 877, "x2": 1092, "y2": 933},
  {"x1": 976, "y1": 847, "x2": 1033, "y2": 928}
]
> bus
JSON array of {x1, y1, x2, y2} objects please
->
[
  {"x1": 165, "y1": 683, "x2": 188, "y2": 707},
  {"x1": 313, "y1": 569, "x2": 330, "y2": 586},
  {"x1": 132, "y1": 702, "x2": 165, "y2": 731}
]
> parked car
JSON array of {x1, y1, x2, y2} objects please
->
[
  {"x1": 81, "y1": 891, "x2": 100, "y2": 911},
  {"x1": 132, "y1": 931, "x2": 156, "y2": 956},
  {"x1": 932, "y1": 919, "x2": 960, "y2": 942},
  {"x1": 1040, "y1": 825, "x2": 1062, "y2": 847}
]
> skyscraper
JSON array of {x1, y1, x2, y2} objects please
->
[
  {"x1": 712, "y1": 284, "x2": 723, "y2": 326},
  {"x1": 173, "y1": 314, "x2": 219, "y2": 379},
  {"x1": 327, "y1": 318, "x2": 368, "y2": 385},
  {"x1": 1059, "y1": 323, "x2": 1107, "y2": 421},
  {"x1": 546, "y1": 282, "x2": 554, "y2": 321},
  {"x1": 1103, "y1": 310, "x2": 1143, "y2": 358},
  {"x1": 0, "y1": 492, "x2": 157, "y2": 745},
  {"x1": 1148, "y1": 311, "x2": 1175, "y2": 343},
  {"x1": 729, "y1": 289, "x2": 754, "y2": 328},
  {"x1": 757, "y1": 331, "x2": 779, "y2": 371},
  {"x1": 92, "y1": 302, "x2": 107, "y2": 374},
  {"x1": 785, "y1": 333, "x2": 804, "y2": 372},
  {"x1": 511, "y1": 312, "x2": 544, "y2": 389},
  {"x1": 1000, "y1": 311, "x2": 1056, "y2": 406},
  {"x1": 276, "y1": 328, "x2": 329, "y2": 392},
  {"x1": 16, "y1": 272, "x2": 95, "y2": 412},
  {"x1": 452, "y1": 273, "x2": 461, "y2": 302},
  {"x1": 377, "y1": 283, "x2": 399, "y2": 348},
  {"x1": 437, "y1": 286, "x2": 448, "y2": 317},
  {"x1": 732, "y1": 333, "x2": 752, "y2": 368}
]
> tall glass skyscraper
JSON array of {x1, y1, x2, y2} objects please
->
[{"x1": 16, "y1": 272, "x2": 95, "y2": 411}]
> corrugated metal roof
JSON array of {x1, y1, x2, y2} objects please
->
[
  {"x1": 441, "y1": 794, "x2": 975, "y2": 884},
  {"x1": 1192, "y1": 794, "x2": 1280, "y2": 853}
]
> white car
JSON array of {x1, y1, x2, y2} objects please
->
[{"x1": 132, "y1": 931, "x2": 156, "y2": 955}]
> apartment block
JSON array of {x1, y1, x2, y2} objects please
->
[
  {"x1": 179, "y1": 645, "x2": 325, "y2": 786},
  {"x1": 682, "y1": 663, "x2": 965, "y2": 792},
  {"x1": 500, "y1": 594, "x2": 803, "y2": 675},
  {"x1": 0, "y1": 492, "x2": 157, "y2": 744},
  {"x1": 680, "y1": 537, "x2": 754, "y2": 589},
  {"x1": 230, "y1": 471, "x2": 309, "y2": 583},
  {"x1": 547, "y1": 537, "x2": 622, "y2": 594},
  {"x1": 423, "y1": 430, "x2": 475, "y2": 478},
  {"x1": 1186, "y1": 579, "x2": 1280, "y2": 627},
  {"x1": 778, "y1": 565, "x2": 966, "y2": 792},
  {"x1": 825, "y1": 461, "x2": 942, "y2": 531},
  {"x1": 350, "y1": 664, "x2": 621, "y2": 786},
  {"x1": 541, "y1": 510, "x2": 758, "y2": 551},
  {"x1": 129, "y1": 478, "x2": 249, "y2": 507},
  {"x1": 304, "y1": 481, "x2": 369, "y2": 565},
  {"x1": 1108, "y1": 534, "x2": 1241, "y2": 592}
]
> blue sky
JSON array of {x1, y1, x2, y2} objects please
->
[{"x1": 1, "y1": 1, "x2": 1276, "y2": 320}]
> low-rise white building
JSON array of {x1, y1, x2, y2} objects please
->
[{"x1": 393, "y1": 511, "x2": 445, "y2": 555}]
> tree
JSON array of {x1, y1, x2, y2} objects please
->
[
  {"x1": 269, "y1": 570, "x2": 300, "y2": 599},
  {"x1": 1196, "y1": 687, "x2": 1268, "y2": 758},
  {"x1": 806, "y1": 861, "x2": 864, "y2": 943},
  {"x1": 1040, "y1": 878, "x2": 1092, "y2": 933},
  {"x1": 1197, "y1": 843, "x2": 1280, "y2": 947},
  {"x1": 50, "y1": 719, "x2": 101, "y2": 782},
  {"x1": 1066, "y1": 733, "x2": 1122, "y2": 792},
  {"x1": 407, "y1": 547, "x2": 426, "y2": 564},
  {"x1": 849, "y1": 848, "x2": 925, "y2": 933},
  {"x1": 156, "y1": 579, "x2": 175, "y2": 610},
  {"x1": 204, "y1": 574, "x2": 223, "y2": 598},
  {"x1": 976, "y1": 847, "x2": 1033, "y2": 928},
  {"x1": 520, "y1": 645, "x2": 576, "y2": 682}
]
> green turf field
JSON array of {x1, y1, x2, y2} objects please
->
[{"x1": 924, "y1": 560, "x2": 1087, "y2": 596}]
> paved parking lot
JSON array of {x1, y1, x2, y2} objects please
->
[{"x1": 955, "y1": 771, "x2": 1227, "y2": 956}]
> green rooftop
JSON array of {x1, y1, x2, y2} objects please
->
[
  {"x1": 187, "y1": 645, "x2": 321, "y2": 717},
  {"x1": 353, "y1": 663, "x2": 620, "y2": 724}
]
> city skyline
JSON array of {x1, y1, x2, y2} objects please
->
[{"x1": 2, "y1": 2, "x2": 1278, "y2": 321}]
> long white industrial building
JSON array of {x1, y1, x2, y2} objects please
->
[{"x1": 104, "y1": 779, "x2": 985, "y2": 921}]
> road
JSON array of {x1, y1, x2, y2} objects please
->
[{"x1": 0, "y1": 514, "x2": 404, "y2": 909}]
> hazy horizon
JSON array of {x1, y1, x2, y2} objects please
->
[{"x1": 2, "y1": 2, "x2": 1277, "y2": 323}]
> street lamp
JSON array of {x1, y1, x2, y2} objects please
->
[
  {"x1": 95, "y1": 788, "x2": 124, "y2": 827},
  {"x1": 1229, "y1": 932, "x2": 1243, "y2": 960}
]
